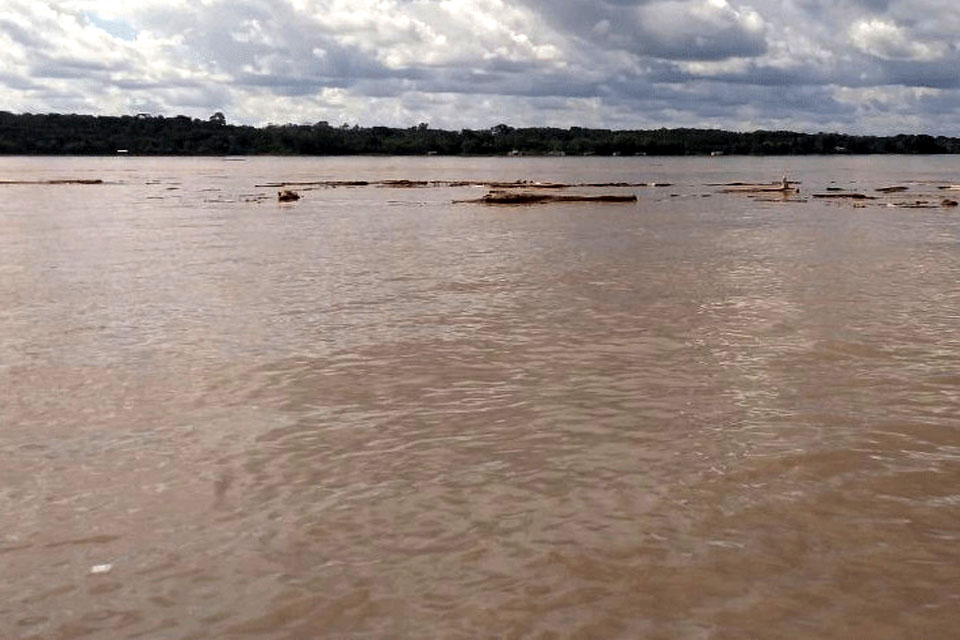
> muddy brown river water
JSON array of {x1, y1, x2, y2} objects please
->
[{"x1": 2, "y1": 155, "x2": 960, "y2": 639}]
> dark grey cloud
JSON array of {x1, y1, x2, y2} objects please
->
[
  {"x1": 519, "y1": 0, "x2": 768, "y2": 61},
  {"x1": 0, "y1": 71, "x2": 38, "y2": 91}
]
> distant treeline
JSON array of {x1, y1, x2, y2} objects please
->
[{"x1": 2, "y1": 111, "x2": 959, "y2": 156}]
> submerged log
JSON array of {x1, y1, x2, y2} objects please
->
[
  {"x1": 709, "y1": 181, "x2": 800, "y2": 186},
  {"x1": 257, "y1": 180, "x2": 369, "y2": 188},
  {"x1": 884, "y1": 199, "x2": 957, "y2": 209},
  {"x1": 257, "y1": 179, "x2": 657, "y2": 190},
  {"x1": 483, "y1": 180, "x2": 660, "y2": 189},
  {"x1": 722, "y1": 185, "x2": 798, "y2": 194},
  {"x1": 750, "y1": 197, "x2": 807, "y2": 203},
  {"x1": 458, "y1": 190, "x2": 638, "y2": 205},
  {"x1": 812, "y1": 193, "x2": 875, "y2": 200},
  {"x1": 0, "y1": 179, "x2": 104, "y2": 185},
  {"x1": 891, "y1": 201, "x2": 938, "y2": 209},
  {"x1": 379, "y1": 179, "x2": 432, "y2": 188}
]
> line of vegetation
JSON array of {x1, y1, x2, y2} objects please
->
[{"x1": 2, "y1": 111, "x2": 959, "y2": 156}]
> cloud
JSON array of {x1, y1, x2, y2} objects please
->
[
  {"x1": 520, "y1": 0, "x2": 768, "y2": 61},
  {"x1": 633, "y1": 0, "x2": 767, "y2": 60},
  {"x1": 0, "y1": 0, "x2": 959, "y2": 134},
  {"x1": 849, "y1": 19, "x2": 946, "y2": 61}
]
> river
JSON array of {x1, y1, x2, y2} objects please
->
[{"x1": 2, "y1": 155, "x2": 959, "y2": 639}]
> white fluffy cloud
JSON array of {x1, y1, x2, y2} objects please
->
[
  {"x1": 1, "y1": 0, "x2": 959, "y2": 133},
  {"x1": 849, "y1": 19, "x2": 946, "y2": 61}
]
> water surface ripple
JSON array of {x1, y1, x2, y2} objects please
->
[{"x1": 2, "y1": 156, "x2": 960, "y2": 639}]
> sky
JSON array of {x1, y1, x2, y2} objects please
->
[{"x1": 1, "y1": 0, "x2": 959, "y2": 134}]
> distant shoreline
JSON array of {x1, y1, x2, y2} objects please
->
[
  {"x1": 4, "y1": 153, "x2": 959, "y2": 159},
  {"x1": 2, "y1": 112, "x2": 958, "y2": 156}
]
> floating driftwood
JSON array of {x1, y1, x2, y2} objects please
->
[
  {"x1": 888, "y1": 201, "x2": 936, "y2": 209},
  {"x1": 812, "y1": 193, "x2": 875, "y2": 200},
  {"x1": 710, "y1": 180, "x2": 800, "y2": 187},
  {"x1": 722, "y1": 185, "x2": 798, "y2": 194},
  {"x1": 277, "y1": 189, "x2": 301, "y2": 202},
  {"x1": 457, "y1": 190, "x2": 637, "y2": 205},
  {"x1": 710, "y1": 181, "x2": 768, "y2": 187},
  {"x1": 0, "y1": 179, "x2": 103, "y2": 185},
  {"x1": 256, "y1": 178, "x2": 660, "y2": 190},
  {"x1": 255, "y1": 180, "x2": 369, "y2": 188},
  {"x1": 876, "y1": 186, "x2": 908, "y2": 193},
  {"x1": 379, "y1": 179, "x2": 441, "y2": 188},
  {"x1": 891, "y1": 199, "x2": 960, "y2": 209}
]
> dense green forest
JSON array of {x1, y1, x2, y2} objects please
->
[{"x1": 2, "y1": 111, "x2": 959, "y2": 156}]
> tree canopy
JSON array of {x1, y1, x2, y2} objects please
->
[{"x1": 2, "y1": 111, "x2": 958, "y2": 156}]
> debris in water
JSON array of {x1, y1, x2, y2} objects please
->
[
  {"x1": 277, "y1": 190, "x2": 301, "y2": 202},
  {"x1": 722, "y1": 184, "x2": 798, "y2": 194},
  {"x1": 751, "y1": 196, "x2": 808, "y2": 203},
  {"x1": 876, "y1": 186, "x2": 908, "y2": 193},
  {"x1": 711, "y1": 179, "x2": 800, "y2": 187},
  {"x1": 456, "y1": 190, "x2": 637, "y2": 205},
  {"x1": 257, "y1": 179, "x2": 656, "y2": 190},
  {"x1": 0, "y1": 179, "x2": 104, "y2": 185},
  {"x1": 257, "y1": 180, "x2": 369, "y2": 188},
  {"x1": 90, "y1": 564, "x2": 112, "y2": 575},
  {"x1": 812, "y1": 193, "x2": 875, "y2": 200},
  {"x1": 888, "y1": 200, "x2": 947, "y2": 209}
]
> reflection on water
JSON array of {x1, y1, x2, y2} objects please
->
[{"x1": 2, "y1": 155, "x2": 960, "y2": 639}]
